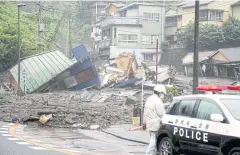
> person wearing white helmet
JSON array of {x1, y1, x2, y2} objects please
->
[{"x1": 144, "y1": 84, "x2": 167, "y2": 155}]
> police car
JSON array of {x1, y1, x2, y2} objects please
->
[{"x1": 156, "y1": 85, "x2": 240, "y2": 155}]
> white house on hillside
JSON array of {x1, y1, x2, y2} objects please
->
[{"x1": 94, "y1": 2, "x2": 166, "y2": 66}]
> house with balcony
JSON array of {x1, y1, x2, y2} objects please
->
[
  {"x1": 165, "y1": 5, "x2": 184, "y2": 48},
  {"x1": 94, "y1": 2, "x2": 166, "y2": 66},
  {"x1": 165, "y1": 0, "x2": 236, "y2": 48}
]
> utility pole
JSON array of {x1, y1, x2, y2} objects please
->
[
  {"x1": 65, "y1": 8, "x2": 72, "y2": 58},
  {"x1": 37, "y1": 1, "x2": 42, "y2": 51},
  {"x1": 193, "y1": 0, "x2": 199, "y2": 94},
  {"x1": 156, "y1": 39, "x2": 159, "y2": 84},
  {"x1": 65, "y1": 18, "x2": 69, "y2": 57},
  {"x1": 95, "y1": 2, "x2": 98, "y2": 22},
  {"x1": 69, "y1": 17, "x2": 73, "y2": 58},
  {"x1": 17, "y1": 3, "x2": 26, "y2": 96}
]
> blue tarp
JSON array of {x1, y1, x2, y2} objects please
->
[{"x1": 114, "y1": 78, "x2": 142, "y2": 88}]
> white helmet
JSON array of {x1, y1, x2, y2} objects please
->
[{"x1": 154, "y1": 85, "x2": 167, "y2": 94}]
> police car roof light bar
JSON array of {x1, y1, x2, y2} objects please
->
[
  {"x1": 197, "y1": 85, "x2": 228, "y2": 91},
  {"x1": 227, "y1": 85, "x2": 240, "y2": 90}
]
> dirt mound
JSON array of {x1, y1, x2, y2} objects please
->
[{"x1": 0, "y1": 89, "x2": 148, "y2": 129}]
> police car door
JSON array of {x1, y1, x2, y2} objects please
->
[
  {"x1": 190, "y1": 99, "x2": 227, "y2": 154},
  {"x1": 167, "y1": 99, "x2": 197, "y2": 151}
]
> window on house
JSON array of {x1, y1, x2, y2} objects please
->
[
  {"x1": 102, "y1": 29, "x2": 111, "y2": 39},
  {"x1": 152, "y1": 13, "x2": 160, "y2": 21},
  {"x1": 200, "y1": 10, "x2": 208, "y2": 21},
  {"x1": 209, "y1": 10, "x2": 223, "y2": 21},
  {"x1": 104, "y1": 29, "x2": 111, "y2": 38},
  {"x1": 143, "y1": 13, "x2": 151, "y2": 19},
  {"x1": 143, "y1": 53, "x2": 154, "y2": 61},
  {"x1": 166, "y1": 16, "x2": 178, "y2": 27},
  {"x1": 120, "y1": 10, "x2": 127, "y2": 17},
  {"x1": 166, "y1": 35, "x2": 177, "y2": 43},
  {"x1": 142, "y1": 35, "x2": 159, "y2": 44},
  {"x1": 143, "y1": 12, "x2": 160, "y2": 21},
  {"x1": 118, "y1": 34, "x2": 138, "y2": 44},
  {"x1": 114, "y1": 28, "x2": 117, "y2": 38},
  {"x1": 102, "y1": 30, "x2": 105, "y2": 40},
  {"x1": 107, "y1": 29, "x2": 111, "y2": 38}
]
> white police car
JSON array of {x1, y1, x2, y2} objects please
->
[{"x1": 156, "y1": 85, "x2": 240, "y2": 155}]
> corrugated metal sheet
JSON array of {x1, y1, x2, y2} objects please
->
[{"x1": 10, "y1": 50, "x2": 74, "y2": 93}]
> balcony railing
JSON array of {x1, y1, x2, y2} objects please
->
[
  {"x1": 96, "y1": 16, "x2": 141, "y2": 27},
  {"x1": 99, "y1": 39, "x2": 112, "y2": 49},
  {"x1": 165, "y1": 22, "x2": 177, "y2": 27}
]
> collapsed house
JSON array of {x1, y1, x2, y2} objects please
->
[
  {"x1": 0, "y1": 45, "x2": 100, "y2": 94},
  {"x1": 99, "y1": 52, "x2": 176, "y2": 89}
]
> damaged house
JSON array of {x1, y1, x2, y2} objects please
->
[
  {"x1": 1, "y1": 50, "x2": 74, "y2": 94},
  {"x1": 0, "y1": 45, "x2": 100, "y2": 94},
  {"x1": 182, "y1": 47, "x2": 240, "y2": 79},
  {"x1": 204, "y1": 47, "x2": 240, "y2": 79},
  {"x1": 182, "y1": 51, "x2": 216, "y2": 76}
]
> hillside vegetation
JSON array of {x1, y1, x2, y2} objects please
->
[{"x1": 0, "y1": 2, "x2": 92, "y2": 71}]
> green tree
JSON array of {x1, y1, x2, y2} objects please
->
[
  {"x1": 177, "y1": 22, "x2": 195, "y2": 47},
  {"x1": 0, "y1": 2, "x2": 93, "y2": 71},
  {"x1": 222, "y1": 18, "x2": 240, "y2": 47},
  {"x1": 71, "y1": 2, "x2": 93, "y2": 49},
  {"x1": 0, "y1": 25, "x2": 18, "y2": 69},
  {"x1": 199, "y1": 24, "x2": 225, "y2": 50},
  {"x1": 176, "y1": 18, "x2": 240, "y2": 50},
  {"x1": 0, "y1": 2, "x2": 60, "y2": 70},
  {"x1": 71, "y1": 24, "x2": 92, "y2": 48}
]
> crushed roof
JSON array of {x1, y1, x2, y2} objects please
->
[{"x1": 9, "y1": 50, "x2": 74, "y2": 93}]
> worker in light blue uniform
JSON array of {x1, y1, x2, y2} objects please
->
[{"x1": 144, "y1": 85, "x2": 166, "y2": 155}]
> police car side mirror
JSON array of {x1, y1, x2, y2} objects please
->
[{"x1": 210, "y1": 114, "x2": 224, "y2": 123}]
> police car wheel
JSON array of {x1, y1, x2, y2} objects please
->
[
  {"x1": 229, "y1": 147, "x2": 240, "y2": 155},
  {"x1": 159, "y1": 137, "x2": 177, "y2": 155}
]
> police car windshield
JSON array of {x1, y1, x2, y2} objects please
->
[{"x1": 221, "y1": 99, "x2": 240, "y2": 120}]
